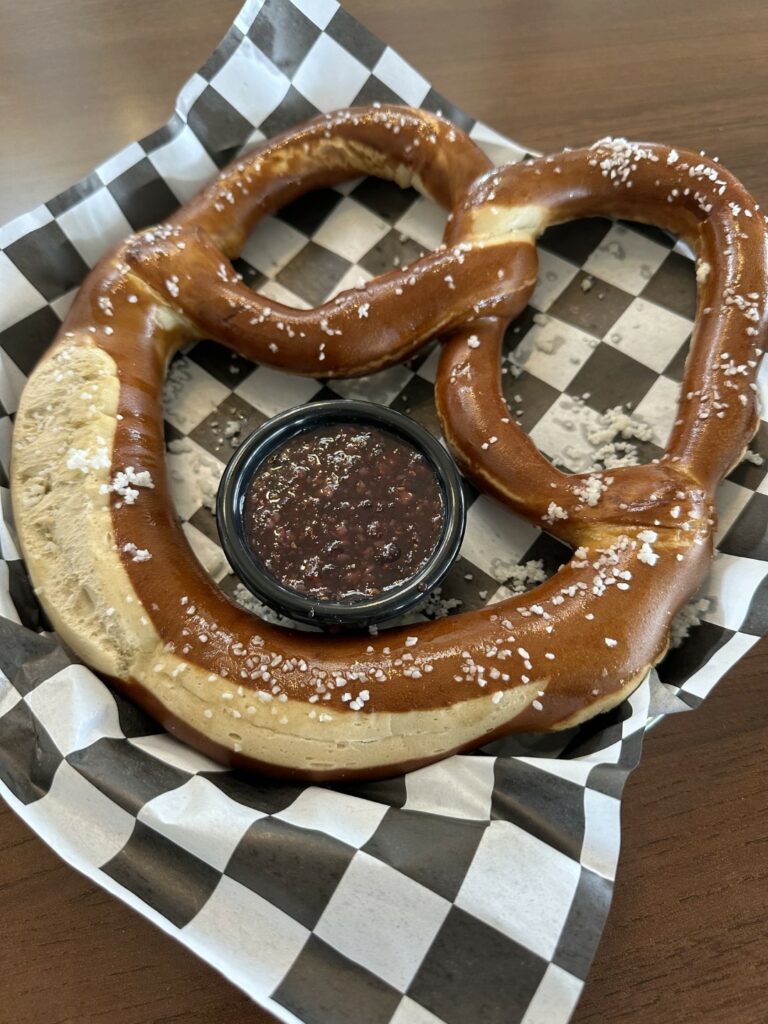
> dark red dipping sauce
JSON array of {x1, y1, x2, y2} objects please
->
[{"x1": 244, "y1": 423, "x2": 445, "y2": 603}]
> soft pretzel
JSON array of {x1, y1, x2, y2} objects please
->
[{"x1": 11, "y1": 106, "x2": 766, "y2": 780}]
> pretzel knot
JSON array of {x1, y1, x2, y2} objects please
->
[{"x1": 11, "y1": 106, "x2": 767, "y2": 780}]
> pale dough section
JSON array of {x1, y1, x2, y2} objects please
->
[
  {"x1": 466, "y1": 203, "x2": 547, "y2": 243},
  {"x1": 11, "y1": 339, "x2": 155, "y2": 678}
]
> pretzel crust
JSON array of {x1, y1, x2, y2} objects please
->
[{"x1": 11, "y1": 107, "x2": 767, "y2": 780}]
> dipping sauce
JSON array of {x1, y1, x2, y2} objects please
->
[{"x1": 244, "y1": 423, "x2": 445, "y2": 603}]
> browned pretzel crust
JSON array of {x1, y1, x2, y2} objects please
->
[{"x1": 11, "y1": 107, "x2": 767, "y2": 780}]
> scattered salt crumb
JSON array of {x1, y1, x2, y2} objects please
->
[
  {"x1": 167, "y1": 437, "x2": 221, "y2": 513},
  {"x1": 696, "y1": 260, "x2": 711, "y2": 284},
  {"x1": 122, "y1": 542, "x2": 152, "y2": 562},
  {"x1": 66, "y1": 444, "x2": 111, "y2": 474},
  {"x1": 670, "y1": 597, "x2": 712, "y2": 647},
  {"x1": 543, "y1": 501, "x2": 569, "y2": 526},
  {"x1": 588, "y1": 406, "x2": 654, "y2": 447},
  {"x1": 743, "y1": 448, "x2": 764, "y2": 466},
  {"x1": 493, "y1": 559, "x2": 546, "y2": 593},
  {"x1": 574, "y1": 475, "x2": 607, "y2": 507},
  {"x1": 581, "y1": 405, "x2": 654, "y2": 471},
  {"x1": 100, "y1": 466, "x2": 155, "y2": 505},
  {"x1": 422, "y1": 586, "x2": 463, "y2": 618},
  {"x1": 638, "y1": 543, "x2": 659, "y2": 566}
]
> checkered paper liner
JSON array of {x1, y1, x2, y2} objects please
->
[{"x1": 1, "y1": 2, "x2": 768, "y2": 1022}]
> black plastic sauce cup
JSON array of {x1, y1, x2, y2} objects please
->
[{"x1": 216, "y1": 400, "x2": 466, "y2": 628}]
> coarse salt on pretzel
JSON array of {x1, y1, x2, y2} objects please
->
[{"x1": 11, "y1": 106, "x2": 767, "y2": 780}]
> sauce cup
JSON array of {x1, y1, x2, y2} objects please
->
[{"x1": 216, "y1": 399, "x2": 466, "y2": 627}]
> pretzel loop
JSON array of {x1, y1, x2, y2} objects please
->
[{"x1": 11, "y1": 109, "x2": 767, "y2": 780}]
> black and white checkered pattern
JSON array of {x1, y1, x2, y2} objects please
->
[{"x1": 1, "y1": 2, "x2": 767, "y2": 1023}]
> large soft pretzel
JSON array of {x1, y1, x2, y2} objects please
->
[{"x1": 11, "y1": 106, "x2": 766, "y2": 780}]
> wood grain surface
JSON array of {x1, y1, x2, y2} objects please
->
[{"x1": 1, "y1": 2, "x2": 766, "y2": 1022}]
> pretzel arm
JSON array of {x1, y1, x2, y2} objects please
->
[
  {"x1": 441, "y1": 143, "x2": 767, "y2": 495},
  {"x1": 169, "y1": 105, "x2": 492, "y2": 256},
  {"x1": 125, "y1": 225, "x2": 537, "y2": 378}
]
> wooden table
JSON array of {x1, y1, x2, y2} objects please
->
[{"x1": 1, "y1": 2, "x2": 766, "y2": 1022}]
